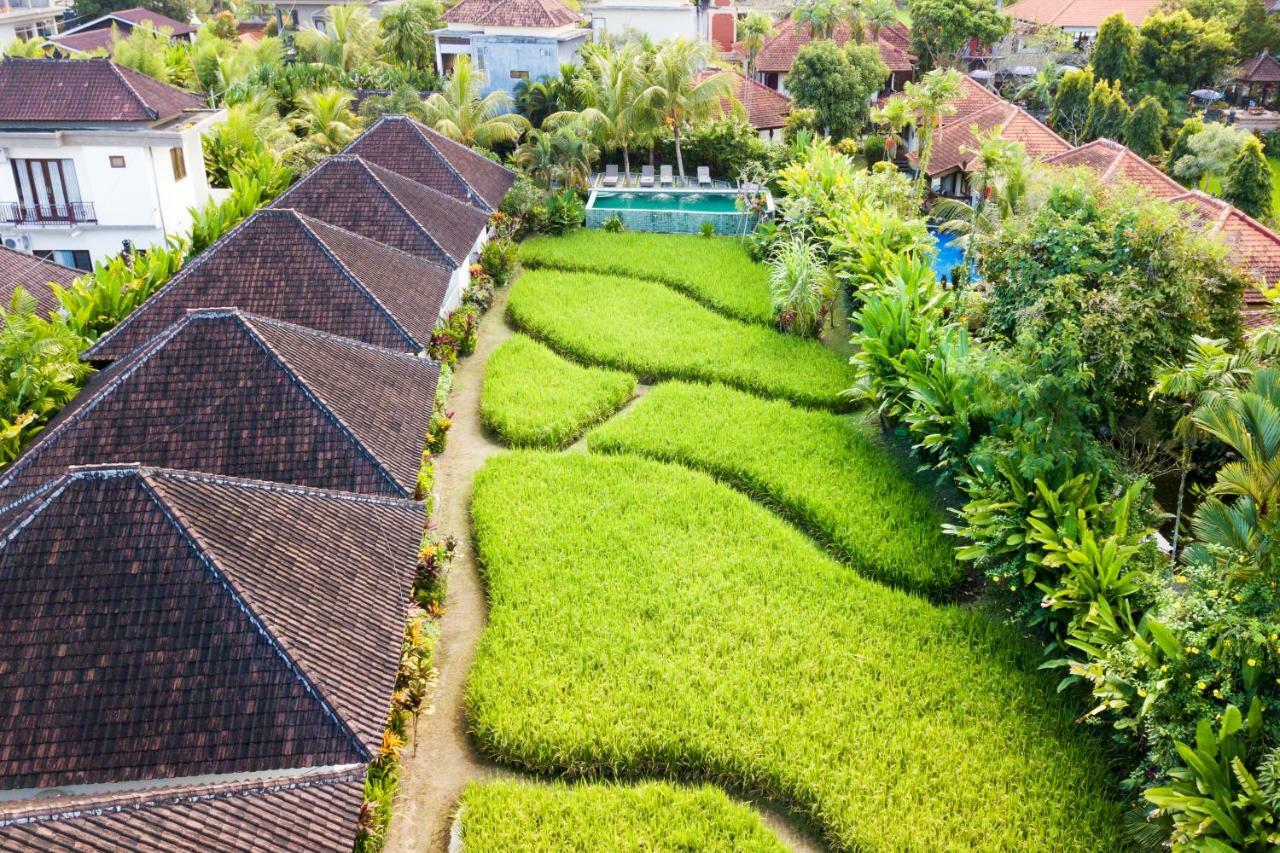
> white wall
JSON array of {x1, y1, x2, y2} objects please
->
[{"x1": 585, "y1": 3, "x2": 699, "y2": 43}]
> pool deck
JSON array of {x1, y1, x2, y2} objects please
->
[{"x1": 590, "y1": 171, "x2": 737, "y2": 190}]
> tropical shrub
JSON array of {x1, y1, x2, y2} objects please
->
[
  {"x1": 544, "y1": 190, "x2": 585, "y2": 235},
  {"x1": 429, "y1": 305, "x2": 479, "y2": 365},
  {"x1": 55, "y1": 238, "x2": 188, "y2": 341},
  {"x1": 766, "y1": 235, "x2": 834, "y2": 336},
  {"x1": 479, "y1": 237, "x2": 517, "y2": 286}
]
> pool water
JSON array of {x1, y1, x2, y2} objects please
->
[
  {"x1": 930, "y1": 229, "x2": 968, "y2": 282},
  {"x1": 592, "y1": 191, "x2": 741, "y2": 214}
]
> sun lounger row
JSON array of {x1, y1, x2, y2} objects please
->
[{"x1": 601, "y1": 165, "x2": 713, "y2": 188}]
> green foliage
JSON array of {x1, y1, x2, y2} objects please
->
[
  {"x1": 55, "y1": 238, "x2": 187, "y2": 341},
  {"x1": 506, "y1": 269, "x2": 853, "y2": 409},
  {"x1": 480, "y1": 335, "x2": 634, "y2": 449},
  {"x1": 601, "y1": 213, "x2": 624, "y2": 232},
  {"x1": 1236, "y1": 0, "x2": 1280, "y2": 62},
  {"x1": 1225, "y1": 135, "x2": 1274, "y2": 220},
  {"x1": 467, "y1": 451, "x2": 1127, "y2": 850},
  {"x1": 766, "y1": 234, "x2": 834, "y2": 336},
  {"x1": 72, "y1": 0, "x2": 191, "y2": 26},
  {"x1": 786, "y1": 40, "x2": 882, "y2": 139},
  {"x1": 907, "y1": 0, "x2": 1012, "y2": 71},
  {"x1": 698, "y1": 220, "x2": 715, "y2": 238},
  {"x1": 429, "y1": 305, "x2": 479, "y2": 366},
  {"x1": 479, "y1": 237, "x2": 517, "y2": 287},
  {"x1": 1138, "y1": 10, "x2": 1236, "y2": 90},
  {"x1": 588, "y1": 381, "x2": 961, "y2": 593},
  {"x1": 654, "y1": 117, "x2": 768, "y2": 182},
  {"x1": 379, "y1": 0, "x2": 442, "y2": 71},
  {"x1": 515, "y1": 125, "x2": 598, "y2": 190},
  {"x1": 459, "y1": 780, "x2": 786, "y2": 852},
  {"x1": 1168, "y1": 115, "x2": 1206, "y2": 175},
  {"x1": 1049, "y1": 67, "x2": 1095, "y2": 145},
  {"x1": 518, "y1": 230, "x2": 773, "y2": 325},
  {"x1": 1174, "y1": 123, "x2": 1250, "y2": 188},
  {"x1": 424, "y1": 54, "x2": 528, "y2": 148},
  {"x1": 1125, "y1": 95, "x2": 1169, "y2": 158},
  {"x1": 1091, "y1": 12, "x2": 1140, "y2": 88},
  {"x1": 188, "y1": 154, "x2": 293, "y2": 256},
  {"x1": 1081, "y1": 79, "x2": 1130, "y2": 144},
  {"x1": 543, "y1": 189, "x2": 585, "y2": 235},
  {"x1": 358, "y1": 89, "x2": 430, "y2": 124},
  {"x1": 639, "y1": 39, "x2": 734, "y2": 179}
]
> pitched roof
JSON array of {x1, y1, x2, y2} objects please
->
[
  {"x1": 1235, "y1": 52, "x2": 1280, "y2": 84},
  {"x1": 268, "y1": 156, "x2": 488, "y2": 267},
  {"x1": 0, "y1": 247, "x2": 78, "y2": 317},
  {"x1": 0, "y1": 58, "x2": 203, "y2": 124},
  {"x1": 0, "y1": 766, "x2": 365, "y2": 851},
  {"x1": 698, "y1": 68, "x2": 791, "y2": 130},
  {"x1": 0, "y1": 310, "x2": 439, "y2": 505},
  {"x1": 84, "y1": 209, "x2": 452, "y2": 361},
  {"x1": 443, "y1": 0, "x2": 580, "y2": 28},
  {"x1": 1006, "y1": 0, "x2": 1161, "y2": 28},
  {"x1": 754, "y1": 18, "x2": 916, "y2": 74},
  {"x1": 344, "y1": 115, "x2": 517, "y2": 212},
  {"x1": 1044, "y1": 138, "x2": 1186, "y2": 198},
  {"x1": 51, "y1": 6, "x2": 197, "y2": 53},
  {"x1": 0, "y1": 463, "x2": 419, "y2": 791},
  {"x1": 918, "y1": 100, "x2": 1070, "y2": 176}
]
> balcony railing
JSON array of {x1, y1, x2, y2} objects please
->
[{"x1": 0, "y1": 201, "x2": 97, "y2": 227}]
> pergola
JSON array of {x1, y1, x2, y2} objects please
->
[{"x1": 1231, "y1": 52, "x2": 1280, "y2": 110}]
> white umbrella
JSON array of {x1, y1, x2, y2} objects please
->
[{"x1": 1191, "y1": 88, "x2": 1224, "y2": 100}]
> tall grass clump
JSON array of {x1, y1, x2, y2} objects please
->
[
  {"x1": 467, "y1": 452, "x2": 1126, "y2": 851},
  {"x1": 588, "y1": 381, "x2": 958, "y2": 594},
  {"x1": 481, "y1": 335, "x2": 636, "y2": 448},
  {"x1": 459, "y1": 780, "x2": 785, "y2": 852},
  {"x1": 507, "y1": 271, "x2": 852, "y2": 410},
  {"x1": 518, "y1": 231, "x2": 774, "y2": 325}
]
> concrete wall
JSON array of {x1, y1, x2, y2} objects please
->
[
  {"x1": 584, "y1": 3, "x2": 700, "y2": 43},
  {"x1": 469, "y1": 33, "x2": 589, "y2": 95}
]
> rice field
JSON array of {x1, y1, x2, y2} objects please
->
[
  {"x1": 506, "y1": 270, "x2": 852, "y2": 410},
  {"x1": 519, "y1": 230, "x2": 773, "y2": 325},
  {"x1": 588, "y1": 381, "x2": 959, "y2": 594},
  {"x1": 459, "y1": 780, "x2": 785, "y2": 852},
  {"x1": 466, "y1": 452, "x2": 1126, "y2": 851},
  {"x1": 481, "y1": 335, "x2": 635, "y2": 449}
]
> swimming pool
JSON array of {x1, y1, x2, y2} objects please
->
[
  {"x1": 585, "y1": 188, "x2": 773, "y2": 235},
  {"x1": 930, "y1": 229, "x2": 970, "y2": 283}
]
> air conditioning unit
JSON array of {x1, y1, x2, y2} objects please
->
[{"x1": 2, "y1": 234, "x2": 31, "y2": 251}]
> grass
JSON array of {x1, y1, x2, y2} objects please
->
[
  {"x1": 519, "y1": 230, "x2": 774, "y2": 325},
  {"x1": 459, "y1": 780, "x2": 785, "y2": 852},
  {"x1": 507, "y1": 270, "x2": 853, "y2": 410},
  {"x1": 467, "y1": 452, "x2": 1126, "y2": 851},
  {"x1": 481, "y1": 335, "x2": 636, "y2": 449},
  {"x1": 588, "y1": 381, "x2": 959, "y2": 595}
]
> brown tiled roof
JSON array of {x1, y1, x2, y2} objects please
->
[
  {"x1": 0, "y1": 310, "x2": 439, "y2": 505},
  {"x1": 0, "y1": 463, "x2": 419, "y2": 791},
  {"x1": 1235, "y1": 52, "x2": 1280, "y2": 84},
  {"x1": 0, "y1": 766, "x2": 365, "y2": 851},
  {"x1": 917, "y1": 100, "x2": 1070, "y2": 176},
  {"x1": 1044, "y1": 138, "x2": 1186, "y2": 198},
  {"x1": 269, "y1": 156, "x2": 488, "y2": 267},
  {"x1": 443, "y1": 0, "x2": 580, "y2": 27},
  {"x1": 344, "y1": 115, "x2": 517, "y2": 212},
  {"x1": 85, "y1": 209, "x2": 452, "y2": 362},
  {"x1": 698, "y1": 68, "x2": 791, "y2": 130},
  {"x1": 0, "y1": 58, "x2": 203, "y2": 123},
  {"x1": 48, "y1": 28, "x2": 120, "y2": 53},
  {"x1": 754, "y1": 18, "x2": 916, "y2": 74},
  {"x1": 50, "y1": 7, "x2": 196, "y2": 52},
  {"x1": 1007, "y1": 0, "x2": 1160, "y2": 28},
  {"x1": 105, "y1": 6, "x2": 197, "y2": 33},
  {"x1": 0, "y1": 247, "x2": 78, "y2": 317}
]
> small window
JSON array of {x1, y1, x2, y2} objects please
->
[
  {"x1": 35, "y1": 249, "x2": 92, "y2": 271},
  {"x1": 169, "y1": 147, "x2": 186, "y2": 181},
  {"x1": 510, "y1": 70, "x2": 529, "y2": 79},
  {"x1": 109, "y1": 155, "x2": 126, "y2": 168}
]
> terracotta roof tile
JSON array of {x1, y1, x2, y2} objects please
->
[
  {"x1": 0, "y1": 247, "x2": 78, "y2": 317},
  {"x1": 344, "y1": 115, "x2": 516, "y2": 212},
  {"x1": 0, "y1": 310, "x2": 439, "y2": 505},
  {"x1": 84, "y1": 209, "x2": 452, "y2": 361},
  {"x1": 1007, "y1": 0, "x2": 1161, "y2": 28},
  {"x1": 919, "y1": 101, "x2": 1070, "y2": 176},
  {"x1": 754, "y1": 17, "x2": 915, "y2": 74},
  {"x1": 268, "y1": 156, "x2": 488, "y2": 267},
  {"x1": 1045, "y1": 138, "x2": 1186, "y2": 199},
  {"x1": 0, "y1": 58, "x2": 203, "y2": 123},
  {"x1": 0, "y1": 463, "x2": 420, "y2": 791},
  {"x1": 0, "y1": 767, "x2": 365, "y2": 852},
  {"x1": 697, "y1": 68, "x2": 791, "y2": 129},
  {"x1": 1235, "y1": 52, "x2": 1280, "y2": 84},
  {"x1": 443, "y1": 0, "x2": 580, "y2": 28}
]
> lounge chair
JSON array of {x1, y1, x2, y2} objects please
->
[
  {"x1": 659, "y1": 165, "x2": 674, "y2": 186},
  {"x1": 697, "y1": 166, "x2": 712, "y2": 188},
  {"x1": 602, "y1": 164, "x2": 620, "y2": 187},
  {"x1": 639, "y1": 165, "x2": 655, "y2": 187}
]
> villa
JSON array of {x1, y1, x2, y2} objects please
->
[
  {"x1": 49, "y1": 6, "x2": 197, "y2": 54},
  {"x1": 0, "y1": 0, "x2": 65, "y2": 44},
  {"x1": 433, "y1": 0, "x2": 588, "y2": 96},
  {"x1": 752, "y1": 18, "x2": 915, "y2": 96}
]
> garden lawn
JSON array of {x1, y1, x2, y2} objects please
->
[
  {"x1": 519, "y1": 231, "x2": 774, "y2": 325},
  {"x1": 467, "y1": 452, "x2": 1126, "y2": 852},
  {"x1": 481, "y1": 335, "x2": 635, "y2": 448},
  {"x1": 588, "y1": 381, "x2": 958, "y2": 594},
  {"x1": 459, "y1": 780, "x2": 785, "y2": 852},
  {"x1": 507, "y1": 271, "x2": 852, "y2": 410}
]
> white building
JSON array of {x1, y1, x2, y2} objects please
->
[
  {"x1": 434, "y1": 0, "x2": 588, "y2": 96},
  {"x1": 0, "y1": 0, "x2": 66, "y2": 44},
  {"x1": 583, "y1": 0, "x2": 737, "y2": 49},
  {"x1": 0, "y1": 57, "x2": 223, "y2": 270},
  {"x1": 274, "y1": 0, "x2": 403, "y2": 31}
]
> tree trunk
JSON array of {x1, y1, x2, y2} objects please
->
[
  {"x1": 1171, "y1": 446, "x2": 1190, "y2": 567},
  {"x1": 674, "y1": 125, "x2": 685, "y2": 180},
  {"x1": 623, "y1": 145, "x2": 631, "y2": 182}
]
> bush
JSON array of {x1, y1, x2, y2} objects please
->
[
  {"x1": 459, "y1": 780, "x2": 785, "y2": 852},
  {"x1": 429, "y1": 305, "x2": 479, "y2": 365},
  {"x1": 862, "y1": 133, "x2": 887, "y2": 164},
  {"x1": 698, "y1": 221, "x2": 715, "y2": 238},
  {"x1": 479, "y1": 237, "x2": 517, "y2": 286},
  {"x1": 519, "y1": 231, "x2": 773, "y2": 325},
  {"x1": 545, "y1": 189, "x2": 586, "y2": 235},
  {"x1": 506, "y1": 270, "x2": 853, "y2": 410},
  {"x1": 588, "y1": 381, "x2": 960, "y2": 594},
  {"x1": 467, "y1": 452, "x2": 1127, "y2": 850},
  {"x1": 602, "y1": 213, "x2": 624, "y2": 233},
  {"x1": 481, "y1": 335, "x2": 635, "y2": 448}
]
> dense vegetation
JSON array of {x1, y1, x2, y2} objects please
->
[
  {"x1": 481, "y1": 335, "x2": 635, "y2": 449},
  {"x1": 468, "y1": 452, "x2": 1126, "y2": 851},
  {"x1": 507, "y1": 270, "x2": 853, "y2": 409},
  {"x1": 459, "y1": 780, "x2": 785, "y2": 852},
  {"x1": 588, "y1": 381, "x2": 958, "y2": 594}
]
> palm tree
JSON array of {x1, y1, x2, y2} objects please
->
[
  {"x1": 513, "y1": 129, "x2": 558, "y2": 188},
  {"x1": 423, "y1": 55, "x2": 529, "y2": 148},
  {"x1": 931, "y1": 128, "x2": 1029, "y2": 281},
  {"x1": 513, "y1": 125, "x2": 599, "y2": 189},
  {"x1": 870, "y1": 95, "x2": 912, "y2": 159},
  {"x1": 791, "y1": 0, "x2": 842, "y2": 40},
  {"x1": 379, "y1": 0, "x2": 439, "y2": 71},
  {"x1": 864, "y1": 0, "x2": 898, "y2": 42},
  {"x1": 738, "y1": 12, "x2": 775, "y2": 120},
  {"x1": 641, "y1": 39, "x2": 734, "y2": 180},
  {"x1": 295, "y1": 4, "x2": 382, "y2": 71},
  {"x1": 904, "y1": 68, "x2": 963, "y2": 203},
  {"x1": 1014, "y1": 66, "x2": 1061, "y2": 114},
  {"x1": 290, "y1": 87, "x2": 361, "y2": 156},
  {"x1": 570, "y1": 43, "x2": 647, "y2": 179}
]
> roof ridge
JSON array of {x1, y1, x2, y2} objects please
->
[
  {"x1": 298, "y1": 207, "x2": 453, "y2": 273},
  {"x1": 333, "y1": 156, "x2": 457, "y2": 265},
  {"x1": 400, "y1": 118, "x2": 487, "y2": 208},
  {"x1": 234, "y1": 306, "x2": 436, "y2": 365},
  {"x1": 138, "y1": 473, "x2": 372, "y2": 764},
  {"x1": 106, "y1": 60, "x2": 159, "y2": 121}
]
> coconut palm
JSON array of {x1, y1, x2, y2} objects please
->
[
  {"x1": 738, "y1": 12, "x2": 775, "y2": 120},
  {"x1": 424, "y1": 55, "x2": 529, "y2": 148},
  {"x1": 870, "y1": 95, "x2": 912, "y2": 159},
  {"x1": 514, "y1": 125, "x2": 598, "y2": 189},
  {"x1": 514, "y1": 129, "x2": 558, "y2": 188},
  {"x1": 379, "y1": 0, "x2": 439, "y2": 71},
  {"x1": 904, "y1": 68, "x2": 963, "y2": 202},
  {"x1": 791, "y1": 0, "x2": 842, "y2": 40},
  {"x1": 641, "y1": 39, "x2": 734, "y2": 180},
  {"x1": 289, "y1": 87, "x2": 361, "y2": 156},
  {"x1": 295, "y1": 5, "x2": 382, "y2": 71},
  {"x1": 1014, "y1": 66, "x2": 1061, "y2": 113},
  {"x1": 864, "y1": 0, "x2": 898, "y2": 42},
  {"x1": 567, "y1": 43, "x2": 649, "y2": 179}
]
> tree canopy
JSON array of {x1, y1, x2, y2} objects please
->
[
  {"x1": 907, "y1": 0, "x2": 1011, "y2": 71},
  {"x1": 1091, "y1": 12, "x2": 1139, "y2": 89},
  {"x1": 787, "y1": 40, "x2": 886, "y2": 139}
]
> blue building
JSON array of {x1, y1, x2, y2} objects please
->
[{"x1": 434, "y1": 0, "x2": 590, "y2": 97}]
